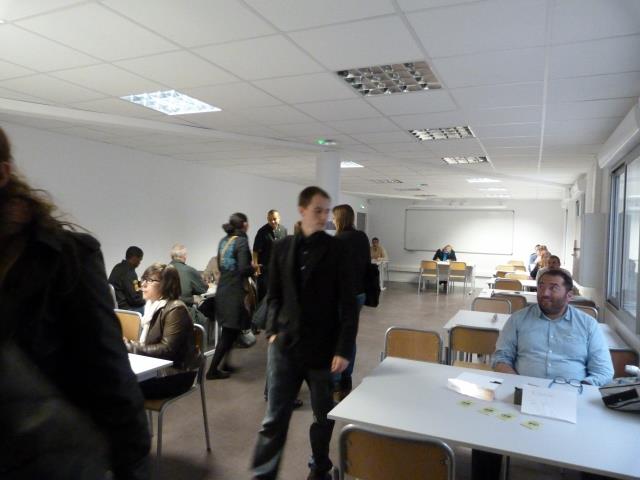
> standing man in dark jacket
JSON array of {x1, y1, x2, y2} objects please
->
[
  {"x1": 253, "y1": 209, "x2": 287, "y2": 302},
  {"x1": 0, "y1": 127, "x2": 150, "y2": 479},
  {"x1": 251, "y1": 186, "x2": 358, "y2": 480},
  {"x1": 109, "y1": 246, "x2": 145, "y2": 313}
]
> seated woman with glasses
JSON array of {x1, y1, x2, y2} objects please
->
[{"x1": 124, "y1": 263, "x2": 200, "y2": 399}]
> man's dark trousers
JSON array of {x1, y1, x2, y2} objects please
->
[{"x1": 251, "y1": 343, "x2": 334, "y2": 479}]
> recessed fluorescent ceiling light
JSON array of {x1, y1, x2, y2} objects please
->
[
  {"x1": 479, "y1": 187, "x2": 507, "y2": 192},
  {"x1": 442, "y1": 156, "x2": 488, "y2": 165},
  {"x1": 486, "y1": 194, "x2": 511, "y2": 198},
  {"x1": 340, "y1": 161, "x2": 363, "y2": 168},
  {"x1": 410, "y1": 126, "x2": 475, "y2": 141},
  {"x1": 121, "y1": 90, "x2": 220, "y2": 115},
  {"x1": 466, "y1": 178, "x2": 501, "y2": 184},
  {"x1": 370, "y1": 179, "x2": 403, "y2": 184},
  {"x1": 337, "y1": 61, "x2": 441, "y2": 96}
]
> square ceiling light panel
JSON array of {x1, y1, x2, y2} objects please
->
[
  {"x1": 121, "y1": 90, "x2": 220, "y2": 115},
  {"x1": 410, "y1": 126, "x2": 475, "y2": 141},
  {"x1": 337, "y1": 61, "x2": 441, "y2": 96},
  {"x1": 442, "y1": 156, "x2": 488, "y2": 165},
  {"x1": 340, "y1": 161, "x2": 364, "y2": 168}
]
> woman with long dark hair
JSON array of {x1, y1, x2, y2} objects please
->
[
  {"x1": 206, "y1": 212, "x2": 255, "y2": 379},
  {"x1": 332, "y1": 204, "x2": 370, "y2": 401},
  {"x1": 124, "y1": 263, "x2": 200, "y2": 398}
]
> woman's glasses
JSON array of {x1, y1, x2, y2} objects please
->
[
  {"x1": 141, "y1": 278, "x2": 160, "y2": 285},
  {"x1": 548, "y1": 376, "x2": 583, "y2": 394}
]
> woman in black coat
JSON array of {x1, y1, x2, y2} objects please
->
[
  {"x1": 206, "y1": 212, "x2": 255, "y2": 380},
  {"x1": 433, "y1": 244, "x2": 457, "y2": 262}
]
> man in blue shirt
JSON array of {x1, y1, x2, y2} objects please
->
[{"x1": 473, "y1": 269, "x2": 614, "y2": 480}]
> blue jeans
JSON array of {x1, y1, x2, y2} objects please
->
[
  {"x1": 251, "y1": 343, "x2": 335, "y2": 479},
  {"x1": 332, "y1": 293, "x2": 366, "y2": 390}
]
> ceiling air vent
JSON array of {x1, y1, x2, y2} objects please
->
[{"x1": 337, "y1": 61, "x2": 441, "y2": 96}]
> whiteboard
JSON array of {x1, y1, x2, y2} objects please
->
[{"x1": 404, "y1": 208, "x2": 514, "y2": 255}]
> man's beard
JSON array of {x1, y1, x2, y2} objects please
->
[{"x1": 538, "y1": 297, "x2": 567, "y2": 316}]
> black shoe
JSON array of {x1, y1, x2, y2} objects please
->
[
  {"x1": 293, "y1": 398, "x2": 303, "y2": 409},
  {"x1": 221, "y1": 364, "x2": 238, "y2": 373},
  {"x1": 206, "y1": 368, "x2": 230, "y2": 380}
]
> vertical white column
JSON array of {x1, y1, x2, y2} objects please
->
[{"x1": 315, "y1": 151, "x2": 341, "y2": 205}]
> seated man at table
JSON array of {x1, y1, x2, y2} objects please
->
[
  {"x1": 472, "y1": 269, "x2": 614, "y2": 480},
  {"x1": 370, "y1": 237, "x2": 388, "y2": 261}
]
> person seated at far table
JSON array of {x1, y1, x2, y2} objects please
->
[
  {"x1": 370, "y1": 237, "x2": 388, "y2": 261},
  {"x1": 472, "y1": 269, "x2": 614, "y2": 480},
  {"x1": 109, "y1": 245, "x2": 145, "y2": 314},
  {"x1": 535, "y1": 255, "x2": 571, "y2": 280},
  {"x1": 124, "y1": 263, "x2": 200, "y2": 399},
  {"x1": 530, "y1": 249, "x2": 550, "y2": 279},
  {"x1": 433, "y1": 244, "x2": 457, "y2": 262}
]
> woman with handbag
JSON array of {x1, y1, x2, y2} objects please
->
[
  {"x1": 124, "y1": 263, "x2": 200, "y2": 398},
  {"x1": 206, "y1": 212, "x2": 255, "y2": 380}
]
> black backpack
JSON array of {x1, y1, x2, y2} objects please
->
[{"x1": 364, "y1": 263, "x2": 381, "y2": 307}]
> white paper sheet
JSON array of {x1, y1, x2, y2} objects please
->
[
  {"x1": 521, "y1": 384, "x2": 577, "y2": 423},
  {"x1": 447, "y1": 372, "x2": 504, "y2": 401}
]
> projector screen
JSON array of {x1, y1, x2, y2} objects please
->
[{"x1": 404, "y1": 208, "x2": 514, "y2": 255}]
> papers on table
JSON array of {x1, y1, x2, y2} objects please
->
[
  {"x1": 447, "y1": 372, "x2": 504, "y2": 401},
  {"x1": 521, "y1": 384, "x2": 577, "y2": 424}
]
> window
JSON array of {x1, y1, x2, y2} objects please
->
[{"x1": 607, "y1": 156, "x2": 640, "y2": 332}]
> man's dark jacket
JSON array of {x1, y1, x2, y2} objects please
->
[
  {"x1": 265, "y1": 231, "x2": 358, "y2": 369},
  {"x1": 0, "y1": 226, "x2": 150, "y2": 479},
  {"x1": 108, "y1": 259, "x2": 144, "y2": 309}
]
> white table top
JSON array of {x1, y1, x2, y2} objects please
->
[
  {"x1": 488, "y1": 278, "x2": 537, "y2": 289},
  {"x1": 329, "y1": 358, "x2": 640, "y2": 479},
  {"x1": 478, "y1": 288, "x2": 538, "y2": 304},
  {"x1": 128, "y1": 353, "x2": 173, "y2": 382},
  {"x1": 442, "y1": 309, "x2": 511, "y2": 332}
]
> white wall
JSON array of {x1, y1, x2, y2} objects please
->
[
  {"x1": 3, "y1": 123, "x2": 364, "y2": 272},
  {"x1": 367, "y1": 197, "x2": 566, "y2": 282}
]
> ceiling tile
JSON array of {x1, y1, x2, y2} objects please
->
[
  {"x1": 0, "y1": 0, "x2": 82, "y2": 21},
  {"x1": 550, "y1": 35, "x2": 640, "y2": 79},
  {"x1": 237, "y1": 105, "x2": 316, "y2": 125},
  {"x1": 390, "y1": 110, "x2": 467, "y2": 129},
  {"x1": 185, "y1": 82, "x2": 282, "y2": 109},
  {"x1": 70, "y1": 98, "x2": 163, "y2": 118},
  {"x1": 425, "y1": 137, "x2": 485, "y2": 155},
  {"x1": 295, "y1": 98, "x2": 380, "y2": 122},
  {"x1": 545, "y1": 117, "x2": 621, "y2": 140},
  {"x1": 398, "y1": 0, "x2": 479, "y2": 11},
  {"x1": 0, "y1": 74, "x2": 106, "y2": 103},
  {"x1": 244, "y1": 0, "x2": 395, "y2": 31},
  {"x1": 551, "y1": 0, "x2": 640, "y2": 44},
  {"x1": 450, "y1": 82, "x2": 543, "y2": 109},
  {"x1": 483, "y1": 136, "x2": 540, "y2": 147},
  {"x1": 194, "y1": 35, "x2": 323, "y2": 80},
  {"x1": 407, "y1": 0, "x2": 547, "y2": 57},
  {"x1": 351, "y1": 131, "x2": 414, "y2": 144},
  {"x1": 115, "y1": 51, "x2": 237, "y2": 89},
  {"x1": 546, "y1": 98, "x2": 637, "y2": 121},
  {"x1": 547, "y1": 71, "x2": 640, "y2": 103},
  {"x1": 485, "y1": 145, "x2": 539, "y2": 155},
  {"x1": 0, "y1": 59, "x2": 34, "y2": 81},
  {"x1": 253, "y1": 73, "x2": 356, "y2": 104},
  {"x1": 289, "y1": 16, "x2": 423, "y2": 71},
  {"x1": 52, "y1": 64, "x2": 165, "y2": 97},
  {"x1": 271, "y1": 122, "x2": 340, "y2": 137},
  {"x1": 17, "y1": 4, "x2": 177, "y2": 61},
  {"x1": 103, "y1": 0, "x2": 275, "y2": 47},
  {"x1": 0, "y1": 114, "x2": 78, "y2": 130},
  {"x1": 328, "y1": 117, "x2": 401, "y2": 134},
  {"x1": 433, "y1": 47, "x2": 545, "y2": 88},
  {"x1": 473, "y1": 123, "x2": 541, "y2": 138},
  {"x1": 0, "y1": 87, "x2": 49, "y2": 103},
  {"x1": 366, "y1": 90, "x2": 457, "y2": 116},
  {"x1": 465, "y1": 106, "x2": 542, "y2": 125},
  {"x1": 0, "y1": 25, "x2": 97, "y2": 71}
]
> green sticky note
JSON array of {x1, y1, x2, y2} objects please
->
[
  {"x1": 498, "y1": 412, "x2": 516, "y2": 421},
  {"x1": 521, "y1": 420, "x2": 542, "y2": 430},
  {"x1": 458, "y1": 400, "x2": 474, "y2": 408},
  {"x1": 479, "y1": 407, "x2": 497, "y2": 416}
]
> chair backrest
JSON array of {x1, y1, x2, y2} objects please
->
[
  {"x1": 495, "y1": 271, "x2": 508, "y2": 278},
  {"x1": 573, "y1": 305, "x2": 598, "y2": 320},
  {"x1": 495, "y1": 264, "x2": 515, "y2": 272},
  {"x1": 570, "y1": 299, "x2": 598, "y2": 309},
  {"x1": 384, "y1": 327, "x2": 442, "y2": 364},
  {"x1": 471, "y1": 297, "x2": 512, "y2": 314},
  {"x1": 108, "y1": 283, "x2": 118, "y2": 309},
  {"x1": 420, "y1": 260, "x2": 438, "y2": 272},
  {"x1": 507, "y1": 260, "x2": 525, "y2": 267},
  {"x1": 115, "y1": 309, "x2": 142, "y2": 341},
  {"x1": 449, "y1": 261, "x2": 466, "y2": 272},
  {"x1": 505, "y1": 272, "x2": 530, "y2": 280},
  {"x1": 339, "y1": 424, "x2": 455, "y2": 480},
  {"x1": 492, "y1": 294, "x2": 527, "y2": 312},
  {"x1": 513, "y1": 265, "x2": 527, "y2": 272},
  {"x1": 449, "y1": 326, "x2": 499, "y2": 357},
  {"x1": 494, "y1": 279, "x2": 522, "y2": 291}
]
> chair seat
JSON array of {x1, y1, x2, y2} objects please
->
[
  {"x1": 453, "y1": 360, "x2": 493, "y2": 371},
  {"x1": 144, "y1": 386, "x2": 197, "y2": 412}
]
